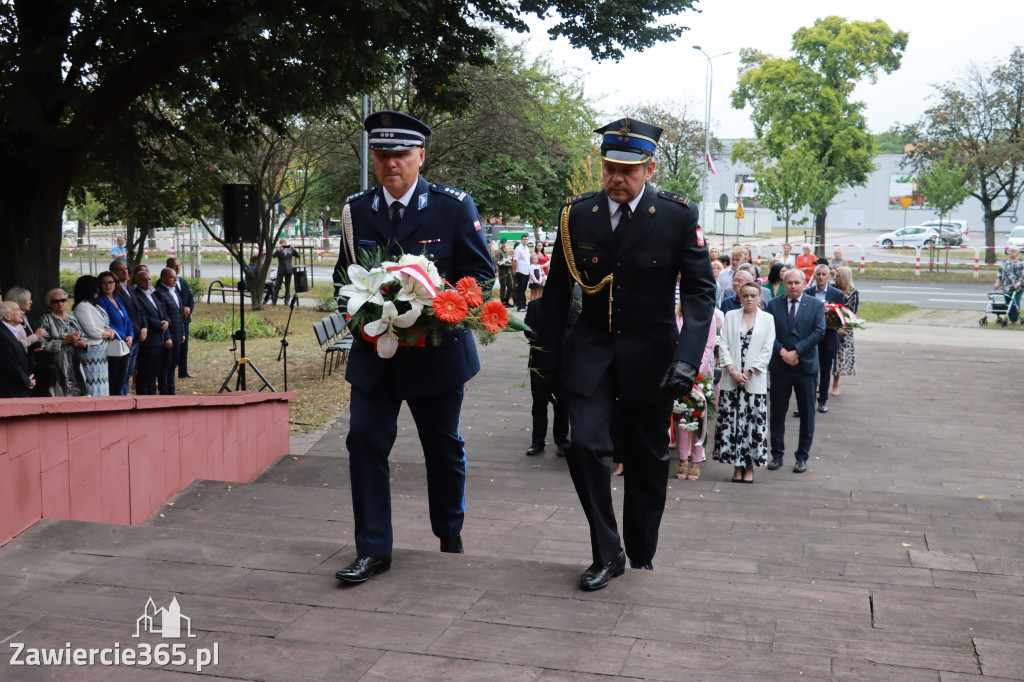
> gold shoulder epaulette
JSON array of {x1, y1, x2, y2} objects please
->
[
  {"x1": 563, "y1": 190, "x2": 598, "y2": 207},
  {"x1": 658, "y1": 190, "x2": 692, "y2": 206}
]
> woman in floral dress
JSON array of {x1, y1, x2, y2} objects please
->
[
  {"x1": 713, "y1": 282, "x2": 775, "y2": 483},
  {"x1": 831, "y1": 266, "x2": 859, "y2": 396}
]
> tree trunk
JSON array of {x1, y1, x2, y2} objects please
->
[
  {"x1": 985, "y1": 208, "x2": 997, "y2": 265},
  {"x1": 0, "y1": 166, "x2": 76, "y2": 324},
  {"x1": 814, "y1": 209, "x2": 828, "y2": 259}
]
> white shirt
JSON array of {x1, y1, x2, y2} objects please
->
[
  {"x1": 383, "y1": 180, "x2": 418, "y2": 219},
  {"x1": 160, "y1": 283, "x2": 181, "y2": 309},
  {"x1": 606, "y1": 187, "x2": 645, "y2": 231},
  {"x1": 514, "y1": 241, "x2": 532, "y2": 275},
  {"x1": 2, "y1": 320, "x2": 21, "y2": 340}
]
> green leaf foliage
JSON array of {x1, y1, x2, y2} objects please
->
[
  {"x1": 731, "y1": 17, "x2": 907, "y2": 250},
  {"x1": 903, "y1": 47, "x2": 1024, "y2": 263}
]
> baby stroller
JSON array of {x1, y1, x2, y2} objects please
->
[{"x1": 979, "y1": 291, "x2": 1020, "y2": 327}]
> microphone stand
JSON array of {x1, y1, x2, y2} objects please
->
[{"x1": 277, "y1": 293, "x2": 299, "y2": 391}]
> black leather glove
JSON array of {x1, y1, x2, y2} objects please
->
[{"x1": 659, "y1": 360, "x2": 698, "y2": 399}]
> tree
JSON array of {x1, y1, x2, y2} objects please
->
[
  {"x1": 731, "y1": 17, "x2": 908, "y2": 255},
  {"x1": 0, "y1": 0, "x2": 697, "y2": 299},
  {"x1": 731, "y1": 136, "x2": 818, "y2": 241},
  {"x1": 874, "y1": 125, "x2": 912, "y2": 155},
  {"x1": 903, "y1": 47, "x2": 1024, "y2": 264},
  {"x1": 912, "y1": 147, "x2": 971, "y2": 224}
]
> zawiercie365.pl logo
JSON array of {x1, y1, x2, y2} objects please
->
[{"x1": 8, "y1": 597, "x2": 219, "y2": 672}]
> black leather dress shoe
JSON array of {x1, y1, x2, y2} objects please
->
[
  {"x1": 766, "y1": 459, "x2": 782, "y2": 470},
  {"x1": 179, "y1": 372, "x2": 197, "y2": 378},
  {"x1": 630, "y1": 560, "x2": 654, "y2": 570},
  {"x1": 440, "y1": 535, "x2": 464, "y2": 553},
  {"x1": 792, "y1": 409, "x2": 801, "y2": 417},
  {"x1": 817, "y1": 403, "x2": 829, "y2": 413},
  {"x1": 526, "y1": 444, "x2": 543, "y2": 456},
  {"x1": 793, "y1": 461, "x2": 807, "y2": 473},
  {"x1": 336, "y1": 555, "x2": 392, "y2": 584},
  {"x1": 579, "y1": 550, "x2": 626, "y2": 591},
  {"x1": 555, "y1": 445, "x2": 567, "y2": 457}
]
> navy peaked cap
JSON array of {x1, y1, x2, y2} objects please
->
[
  {"x1": 594, "y1": 118, "x2": 663, "y2": 164},
  {"x1": 364, "y1": 111, "x2": 431, "y2": 151}
]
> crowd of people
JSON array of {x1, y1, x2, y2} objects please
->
[
  {"x1": 525, "y1": 238, "x2": 861, "y2": 490},
  {"x1": 0, "y1": 256, "x2": 196, "y2": 399},
  {"x1": 490, "y1": 234, "x2": 550, "y2": 311}
]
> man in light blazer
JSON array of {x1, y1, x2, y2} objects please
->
[
  {"x1": 806, "y1": 264, "x2": 844, "y2": 413},
  {"x1": 765, "y1": 269, "x2": 826, "y2": 473}
]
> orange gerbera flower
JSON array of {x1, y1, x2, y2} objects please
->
[
  {"x1": 432, "y1": 289, "x2": 469, "y2": 323},
  {"x1": 455, "y1": 277, "x2": 483, "y2": 308},
  {"x1": 480, "y1": 300, "x2": 509, "y2": 332}
]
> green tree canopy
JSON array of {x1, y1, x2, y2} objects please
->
[
  {"x1": 731, "y1": 17, "x2": 907, "y2": 254},
  {"x1": 0, "y1": 0, "x2": 697, "y2": 299},
  {"x1": 903, "y1": 47, "x2": 1024, "y2": 264}
]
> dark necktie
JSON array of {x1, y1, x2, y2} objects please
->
[
  {"x1": 789, "y1": 298, "x2": 798, "y2": 326},
  {"x1": 390, "y1": 202, "x2": 404, "y2": 236},
  {"x1": 614, "y1": 204, "x2": 631, "y2": 248}
]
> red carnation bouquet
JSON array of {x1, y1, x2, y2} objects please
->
[{"x1": 337, "y1": 249, "x2": 528, "y2": 358}]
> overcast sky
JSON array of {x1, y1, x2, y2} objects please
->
[{"x1": 513, "y1": 0, "x2": 1022, "y2": 141}]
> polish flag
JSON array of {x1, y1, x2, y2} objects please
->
[{"x1": 706, "y1": 152, "x2": 717, "y2": 175}]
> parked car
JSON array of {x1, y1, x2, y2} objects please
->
[
  {"x1": 875, "y1": 226, "x2": 947, "y2": 248},
  {"x1": 922, "y1": 219, "x2": 969, "y2": 243},
  {"x1": 930, "y1": 225, "x2": 964, "y2": 246},
  {"x1": 1006, "y1": 226, "x2": 1024, "y2": 254}
]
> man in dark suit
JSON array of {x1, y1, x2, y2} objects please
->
[
  {"x1": 168, "y1": 258, "x2": 196, "y2": 379},
  {"x1": 765, "y1": 269, "x2": 826, "y2": 473},
  {"x1": 132, "y1": 269, "x2": 171, "y2": 395},
  {"x1": 0, "y1": 301, "x2": 35, "y2": 398},
  {"x1": 806, "y1": 264, "x2": 844, "y2": 413},
  {"x1": 271, "y1": 238, "x2": 297, "y2": 305},
  {"x1": 537, "y1": 118, "x2": 716, "y2": 590},
  {"x1": 153, "y1": 267, "x2": 186, "y2": 395},
  {"x1": 331, "y1": 111, "x2": 494, "y2": 585},
  {"x1": 110, "y1": 260, "x2": 142, "y2": 394}
]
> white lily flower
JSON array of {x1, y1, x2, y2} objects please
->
[
  {"x1": 363, "y1": 301, "x2": 422, "y2": 358},
  {"x1": 395, "y1": 271, "x2": 436, "y2": 308},
  {"x1": 338, "y1": 264, "x2": 394, "y2": 316}
]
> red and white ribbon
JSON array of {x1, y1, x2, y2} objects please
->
[{"x1": 386, "y1": 264, "x2": 438, "y2": 299}]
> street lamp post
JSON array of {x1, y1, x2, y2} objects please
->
[{"x1": 692, "y1": 46, "x2": 731, "y2": 233}]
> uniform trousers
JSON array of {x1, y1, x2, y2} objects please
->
[
  {"x1": 564, "y1": 365, "x2": 672, "y2": 567},
  {"x1": 529, "y1": 371, "x2": 569, "y2": 449},
  {"x1": 769, "y1": 369, "x2": 816, "y2": 462},
  {"x1": 346, "y1": 378, "x2": 468, "y2": 557}
]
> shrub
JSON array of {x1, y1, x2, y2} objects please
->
[
  {"x1": 189, "y1": 313, "x2": 279, "y2": 341},
  {"x1": 315, "y1": 292, "x2": 340, "y2": 312}
]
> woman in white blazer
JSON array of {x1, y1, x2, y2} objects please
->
[{"x1": 713, "y1": 282, "x2": 776, "y2": 483}]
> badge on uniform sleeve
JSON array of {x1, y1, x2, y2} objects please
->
[
  {"x1": 695, "y1": 227, "x2": 706, "y2": 247},
  {"x1": 418, "y1": 193, "x2": 428, "y2": 210},
  {"x1": 371, "y1": 194, "x2": 380, "y2": 212},
  {"x1": 473, "y1": 220, "x2": 481, "y2": 231}
]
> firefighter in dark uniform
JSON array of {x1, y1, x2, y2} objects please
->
[
  {"x1": 332, "y1": 111, "x2": 494, "y2": 585},
  {"x1": 538, "y1": 118, "x2": 716, "y2": 590}
]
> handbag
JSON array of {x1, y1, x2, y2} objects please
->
[{"x1": 107, "y1": 329, "x2": 129, "y2": 358}]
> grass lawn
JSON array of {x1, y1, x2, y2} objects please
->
[
  {"x1": 856, "y1": 301, "x2": 918, "y2": 322},
  {"x1": 184, "y1": 302, "x2": 349, "y2": 434}
]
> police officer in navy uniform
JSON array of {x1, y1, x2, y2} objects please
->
[
  {"x1": 333, "y1": 111, "x2": 494, "y2": 585},
  {"x1": 537, "y1": 118, "x2": 716, "y2": 590}
]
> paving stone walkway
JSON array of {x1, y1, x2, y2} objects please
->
[{"x1": 1, "y1": 319, "x2": 1023, "y2": 681}]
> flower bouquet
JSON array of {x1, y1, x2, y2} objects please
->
[
  {"x1": 671, "y1": 372, "x2": 717, "y2": 445},
  {"x1": 338, "y1": 250, "x2": 528, "y2": 358},
  {"x1": 824, "y1": 303, "x2": 866, "y2": 331}
]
